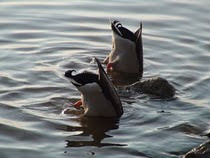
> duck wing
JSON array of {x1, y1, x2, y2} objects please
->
[
  {"x1": 95, "y1": 57, "x2": 123, "y2": 117},
  {"x1": 135, "y1": 22, "x2": 143, "y2": 76}
]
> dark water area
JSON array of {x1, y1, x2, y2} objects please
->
[{"x1": 0, "y1": 0, "x2": 210, "y2": 157}]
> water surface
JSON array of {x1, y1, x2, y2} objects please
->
[{"x1": 0, "y1": 0, "x2": 210, "y2": 157}]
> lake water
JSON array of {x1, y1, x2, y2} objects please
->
[{"x1": 0, "y1": 0, "x2": 209, "y2": 158}]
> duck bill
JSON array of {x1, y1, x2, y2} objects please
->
[{"x1": 95, "y1": 58, "x2": 123, "y2": 117}]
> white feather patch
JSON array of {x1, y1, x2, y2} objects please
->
[
  {"x1": 78, "y1": 83, "x2": 116, "y2": 117},
  {"x1": 109, "y1": 33, "x2": 139, "y2": 73},
  {"x1": 69, "y1": 78, "x2": 82, "y2": 86},
  {"x1": 113, "y1": 22, "x2": 123, "y2": 36}
]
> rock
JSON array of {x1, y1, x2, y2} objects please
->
[
  {"x1": 183, "y1": 141, "x2": 210, "y2": 158},
  {"x1": 129, "y1": 77, "x2": 175, "y2": 98},
  {"x1": 201, "y1": 133, "x2": 210, "y2": 138}
]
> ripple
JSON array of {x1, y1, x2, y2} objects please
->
[{"x1": 0, "y1": 0, "x2": 210, "y2": 157}]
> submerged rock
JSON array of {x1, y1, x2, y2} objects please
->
[
  {"x1": 129, "y1": 77, "x2": 175, "y2": 98},
  {"x1": 183, "y1": 141, "x2": 210, "y2": 158}
]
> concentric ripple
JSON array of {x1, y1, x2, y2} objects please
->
[{"x1": 0, "y1": 0, "x2": 209, "y2": 158}]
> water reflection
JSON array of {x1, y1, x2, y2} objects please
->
[
  {"x1": 108, "y1": 71, "x2": 141, "y2": 86},
  {"x1": 1, "y1": 0, "x2": 209, "y2": 157},
  {"x1": 65, "y1": 117, "x2": 126, "y2": 148}
]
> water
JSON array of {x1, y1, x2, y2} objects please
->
[{"x1": 0, "y1": 0, "x2": 209, "y2": 157}]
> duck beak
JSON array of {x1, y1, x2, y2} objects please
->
[{"x1": 94, "y1": 57, "x2": 123, "y2": 117}]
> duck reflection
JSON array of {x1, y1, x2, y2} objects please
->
[
  {"x1": 108, "y1": 71, "x2": 140, "y2": 86},
  {"x1": 65, "y1": 117, "x2": 125, "y2": 148}
]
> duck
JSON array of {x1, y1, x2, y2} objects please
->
[
  {"x1": 64, "y1": 58, "x2": 123, "y2": 117},
  {"x1": 128, "y1": 77, "x2": 175, "y2": 98},
  {"x1": 103, "y1": 20, "x2": 175, "y2": 98},
  {"x1": 103, "y1": 20, "x2": 143, "y2": 75}
]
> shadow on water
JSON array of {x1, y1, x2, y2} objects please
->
[{"x1": 64, "y1": 117, "x2": 126, "y2": 148}]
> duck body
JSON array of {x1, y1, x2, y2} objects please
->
[
  {"x1": 78, "y1": 82, "x2": 116, "y2": 117},
  {"x1": 105, "y1": 20, "x2": 175, "y2": 98},
  {"x1": 65, "y1": 58, "x2": 123, "y2": 117},
  {"x1": 109, "y1": 33, "x2": 139, "y2": 73},
  {"x1": 104, "y1": 20, "x2": 143, "y2": 75},
  {"x1": 129, "y1": 77, "x2": 175, "y2": 98}
]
